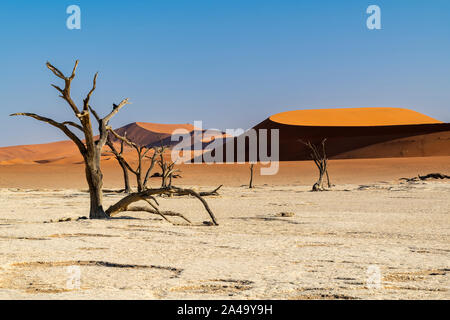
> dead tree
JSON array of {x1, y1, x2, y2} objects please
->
[
  {"x1": 249, "y1": 163, "x2": 255, "y2": 188},
  {"x1": 108, "y1": 129, "x2": 163, "y2": 192},
  {"x1": 400, "y1": 173, "x2": 450, "y2": 182},
  {"x1": 300, "y1": 138, "x2": 331, "y2": 191},
  {"x1": 105, "y1": 132, "x2": 131, "y2": 193},
  {"x1": 11, "y1": 60, "x2": 220, "y2": 225},
  {"x1": 107, "y1": 130, "x2": 221, "y2": 223},
  {"x1": 105, "y1": 186, "x2": 219, "y2": 226},
  {"x1": 11, "y1": 60, "x2": 130, "y2": 218},
  {"x1": 199, "y1": 185, "x2": 223, "y2": 196},
  {"x1": 157, "y1": 152, "x2": 180, "y2": 188}
]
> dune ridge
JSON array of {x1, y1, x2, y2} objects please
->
[{"x1": 270, "y1": 107, "x2": 442, "y2": 127}]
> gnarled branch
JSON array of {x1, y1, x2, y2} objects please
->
[
  {"x1": 104, "y1": 98, "x2": 130, "y2": 123},
  {"x1": 105, "y1": 186, "x2": 218, "y2": 226},
  {"x1": 83, "y1": 73, "x2": 98, "y2": 111},
  {"x1": 10, "y1": 112, "x2": 86, "y2": 155}
]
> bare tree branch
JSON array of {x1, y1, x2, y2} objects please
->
[
  {"x1": 104, "y1": 98, "x2": 130, "y2": 124},
  {"x1": 88, "y1": 106, "x2": 101, "y2": 123},
  {"x1": 10, "y1": 113, "x2": 86, "y2": 155},
  {"x1": 46, "y1": 61, "x2": 66, "y2": 79},
  {"x1": 46, "y1": 60, "x2": 81, "y2": 116},
  {"x1": 69, "y1": 60, "x2": 79, "y2": 80},
  {"x1": 108, "y1": 128, "x2": 138, "y2": 149},
  {"x1": 61, "y1": 121, "x2": 83, "y2": 131},
  {"x1": 105, "y1": 186, "x2": 218, "y2": 225},
  {"x1": 83, "y1": 73, "x2": 98, "y2": 111}
]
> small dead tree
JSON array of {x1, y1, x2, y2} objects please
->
[
  {"x1": 249, "y1": 163, "x2": 255, "y2": 188},
  {"x1": 11, "y1": 60, "x2": 130, "y2": 218},
  {"x1": 108, "y1": 129, "x2": 163, "y2": 192},
  {"x1": 300, "y1": 138, "x2": 331, "y2": 191},
  {"x1": 105, "y1": 132, "x2": 131, "y2": 193},
  {"x1": 158, "y1": 152, "x2": 180, "y2": 188}
]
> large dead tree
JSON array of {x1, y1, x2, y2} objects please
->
[
  {"x1": 300, "y1": 138, "x2": 331, "y2": 191},
  {"x1": 11, "y1": 60, "x2": 130, "y2": 218},
  {"x1": 10, "y1": 60, "x2": 220, "y2": 225}
]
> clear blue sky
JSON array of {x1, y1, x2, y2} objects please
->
[{"x1": 1, "y1": 0, "x2": 449, "y2": 146}]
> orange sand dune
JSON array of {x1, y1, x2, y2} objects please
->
[
  {"x1": 134, "y1": 122, "x2": 196, "y2": 134},
  {"x1": 0, "y1": 140, "x2": 78, "y2": 163},
  {"x1": 0, "y1": 158, "x2": 36, "y2": 165},
  {"x1": 261, "y1": 108, "x2": 450, "y2": 160},
  {"x1": 0, "y1": 122, "x2": 209, "y2": 164},
  {"x1": 201, "y1": 107, "x2": 450, "y2": 162},
  {"x1": 270, "y1": 107, "x2": 442, "y2": 127},
  {"x1": 2, "y1": 108, "x2": 450, "y2": 167}
]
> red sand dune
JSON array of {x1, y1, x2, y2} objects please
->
[
  {"x1": 113, "y1": 122, "x2": 196, "y2": 147},
  {"x1": 205, "y1": 107, "x2": 450, "y2": 161},
  {"x1": 113, "y1": 122, "x2": 228, "y2": 150}
]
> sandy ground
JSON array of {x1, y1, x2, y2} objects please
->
[
  {"x1": 1, "y1": 156, "x2": 450, "y2": 189},
  {"x1": 0, "y1": 178, "x2": 448, "y2": 299}
]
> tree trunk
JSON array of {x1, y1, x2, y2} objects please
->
[
  {"x1": 85, "y1": 157, "x2": 108, "y2": 219},
  {"x1": 325, "y1": 169, "x2": 331, "y2": 188},
  {"x1": 313, "y1": 171, "x2": 324, "y2": 191},
  {"x1": 136, "y1": 171, "x2": 144, "y2": 192},
  {"x1": 118, "y1": 160, "x2": 131, "y2": 193},
  {"x1": 161, "y1": 165, "x2": 166, "y2": 188}
]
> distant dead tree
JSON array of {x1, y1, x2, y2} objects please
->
[
  {"x1": 105, "y1": 132, "x2": 131, "y2": 193},
  {"x1": 11, "y1": 60, "x2": 219, "y2": 225},
  {"x1": 157, "y1": 152, "x2": 180, "y2": 188},
  {"x1": 400, "y1": 173, "x2": 450, "y2": 182},
  {"x1": 249, "y1": 163, "x2": 255, "y2": 188},
  {"x1": 300, "y1": 138, "x2": 331, "y2": 191},
  {"x1": 108, "y1": 129, "x2": 164, "y2": 192}
]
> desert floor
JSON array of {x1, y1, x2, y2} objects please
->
[
  {"x1": 0, "y1": 160, "x2": 449, "y2": 299},
  {"x1": 1, "y1": 156, "x2": 450, "y2": 189}
]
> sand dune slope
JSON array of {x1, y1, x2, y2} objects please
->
[
  {"x1": 205, "y1": 107, "x2": 450, "y2": 162},
  {"x1": 0, "y1": 122, "x2": 225, "y2": 165}
]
